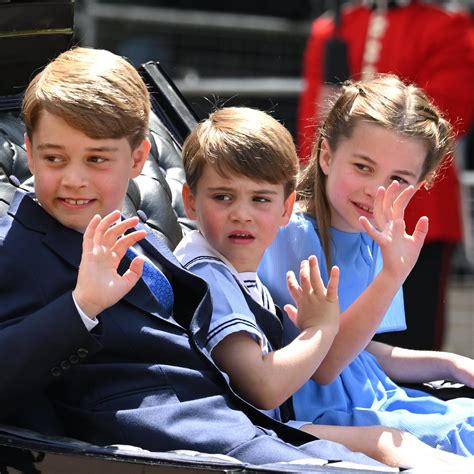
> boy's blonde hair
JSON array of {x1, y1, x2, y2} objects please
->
[
  {"x1": 182, "y1": 107, "x2": 299, "y2": 198},
  {"x1": 22, "y1": 47, "x2": 150, "y2": 149},
  {"x1": 298, "y1": 74, "x2": 454, "y2": 268}
]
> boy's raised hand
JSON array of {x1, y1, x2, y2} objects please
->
[
  {"x1": 285, "y1": 255, "x2": 340, "y2": 334},
  {"x1": 73, "y1": 211, "x2": 147, "y2": 319},
  {"x1": 360, "y1": 181, "x2": 429, "y2": 285}
]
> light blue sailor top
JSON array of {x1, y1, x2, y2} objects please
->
[{"x1": 174, "y1": 230, "x2": 281, "y2": 421}]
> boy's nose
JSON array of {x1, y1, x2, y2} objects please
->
[
  {"x1": 61, "y1": 165, "x2": 87, "y2": 188},
  {"x1": 229, "y1": 203, "x2": 252, "y2": 222}
]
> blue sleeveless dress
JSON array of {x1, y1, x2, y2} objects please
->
[{"x1": 259, "y1": 213, "x2": 474, "y2": 456}]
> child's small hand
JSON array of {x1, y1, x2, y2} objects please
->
[
  {"x1": 285, "y1": 255, "x2": 340, "y2": 334},
  {"x1": 446, "y1": 353, "x2": 474, "y2": 388},
  {"x1": 360, "y1": 181, "x2": 429, "y2": 285},
  {"x1": 73, "y1": 211, "x2": 147, "y2": 319}
]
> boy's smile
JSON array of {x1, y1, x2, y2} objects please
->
[
  {"x1": 183, "y1": 165, "x2": 294, "y2": 273},
  {"x1": 319, "y1": 122, "x2": 426, "y2": 232},
  {"x1": 26, "y1": 111, "x2": 149, "y2": 232}
]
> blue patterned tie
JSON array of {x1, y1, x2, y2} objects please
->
[{"x1": 126, "y1": 247, "x2": 174, "y2": 313}]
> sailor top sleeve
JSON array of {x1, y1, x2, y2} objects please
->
[{"x1": 191, "y1": 261, "x2": 269, "y2": 354}]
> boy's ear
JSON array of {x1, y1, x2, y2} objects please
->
[
  {"x1": 319, "y1": 139, "x2": 332, "y2": 176},
  {"x1": 25, "y1": 134, "x2": 35, "y2": 174},
  {"x1": 280, "y1": 190, "x2": 296, "y2": 226},
  {"x1": 130, "y1": 139, "x2": 151, "y2": 178},
  {"x1": 182, "y1": 183, "x2": 197, "y2": 220}
]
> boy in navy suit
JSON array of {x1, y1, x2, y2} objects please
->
[{"x1": 0, "y1": 46, "x2": 389, "y2": 467}]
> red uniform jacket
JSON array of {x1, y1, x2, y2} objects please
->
[{"x1": 298, "y1": 2, "x2": 474, "y2": 242}]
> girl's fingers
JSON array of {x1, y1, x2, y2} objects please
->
[
  {"x1": 373, "y1": 186, "x2": 386, "y2": 230},
  {"x1": 411, "y1": 216, "x2": 429, "y2": 245},
  {"x1": 393, "y1": 185, "x2": 416, "y2": 219},
  {"x1": 383, "y1": 181, "x2": 400, "y2": 221},
  {"x1": 359, "y1": 216, "x2": 379, "y2": 241},
  {"x1": 388, "y1": 218, "x2": 407, "y2": 245}
]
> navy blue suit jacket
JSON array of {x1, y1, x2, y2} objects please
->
[{"x1": 0, "y1": 191, "x2": 316, "y2": 463}]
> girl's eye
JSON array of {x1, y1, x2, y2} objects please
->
[{"x1": 391, "y1": 176, "x2": 409, "y2": 185}]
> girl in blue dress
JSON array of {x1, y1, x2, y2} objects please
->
[{"x1": 259, "y1": 75, "x2": 474, "y2": 457}]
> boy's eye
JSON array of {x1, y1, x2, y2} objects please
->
[
  {"x1": 355, "y1": 163, "x2": 371, "y2": 172},
  {"x1": 44, "y1": 155, "x2": 62, "y2": 163},
  {"x1": 253, "y1": 196, "x2": 271, "y2": 203},
  {"x1": 89, "y1": 156, "x2": 107, "y2": 164},
  {"x1": 213, "y1": 194, "x2": 231, "y2": 201}
]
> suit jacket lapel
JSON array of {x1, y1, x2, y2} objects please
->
[
  {"x1": 137, "y1": 222, "x2": 181, "y2": 269},
  {"x1": 10, "y1": 191, "x2": 84, "y2": 268},
  {"x1": 43, "y1": 222, "x2": 84, "y2": 268},
  {"x1": 137, "y1": 223, "x2": 211, "y2": 332}
]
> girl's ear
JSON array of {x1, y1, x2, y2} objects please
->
[
  {"x1": 182, "y1": 183, "x2": 197, "y2": 220},
  {"x1": 319, "y1": 139, "x2": 332, "y2": 176},
  {"x1": 280, "y1": 191, "x2": 296, "y2": 226}
]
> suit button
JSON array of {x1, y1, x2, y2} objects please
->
[
  {"x1": 77, "y1": 348, "x2": 89, "y2": 359},
  {"x1": 69, "y1": 354, "x2": 80, "y2": 364},
  {"x1": 51, "y1": 367, "x2": 61, "y2": 377},
  {"x1": 60, "y1": 360, "x2": 71, "y2": 371}
]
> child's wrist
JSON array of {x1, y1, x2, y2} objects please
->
[
  {"x1": 377, "y1": 267, "x2": 406, "y2": 289},
  {"x1": 72, "y1": 289, "x2": 101, "y2": 320}
]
